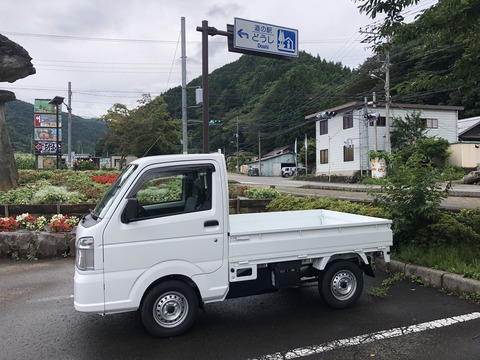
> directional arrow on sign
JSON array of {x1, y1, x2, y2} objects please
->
[{"x1": 237, "y1": 29, "x2": 248, "y2": 39}]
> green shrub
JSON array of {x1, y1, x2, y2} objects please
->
[
  {"x1": 31, "y1": 185, "x2": 85, "y2": 204},
  {"x1": 15, "y1": 153, "x2": 36, "y2": 169},
  {"x1": 75, "y1": 160, "x2": 98, "y2": 170},
  {"x1": 266, "y1": 195, "x2": 387, "y2": 217},
  {"x1": 18, "y1": 170, "x2": 54, "y2": 185},
  {"x1": 0, "y1": 186, "x2": 36, "y2": 204},
  {"x1": 412, "y1": 212, "x2": 480, "y2": 247},
  {"x1": 245, "y1": 187, "x2": 281, "y2": 199},
  {"x1": 229, "y1": 185, "x2": 250, "y2": 198},
  {"x1": 452, "y1": 209, "x2": 480, "y2": 235}
]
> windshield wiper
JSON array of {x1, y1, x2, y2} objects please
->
[{"x1": 82, "y1": 209, "x2": 98, "y2": 222}]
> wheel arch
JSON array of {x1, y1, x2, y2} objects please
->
[
  {"x1": 313, "y1": 252, "x2": 367, "y2": 270},
  {"x1": 140, "y1": 274, "x2": 202, "y2": 310}
]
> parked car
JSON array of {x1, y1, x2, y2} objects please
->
[
  {"x1": 247, "y1": 167, "x2": 259, "y2": 176},
  {"x1": 281, "y1": 166, "x2": 296, "y2": 177}
]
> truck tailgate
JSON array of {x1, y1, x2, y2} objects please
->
[{"x1": 228, "y1": 209, "x2": 392, "y2": 264}]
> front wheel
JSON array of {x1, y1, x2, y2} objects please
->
[
  {"x1": 320, "y1": 260, "x2": 363, "y2": 309},
  {"x1": 141, "y1": 280, "x2": 199, "y2": 337}
]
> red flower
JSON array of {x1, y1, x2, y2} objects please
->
[
  {"x1": 91, "y1": 174, "x2": 119, "y2": 184},
  {"x1": 0, "y1": 217, "x2": 19, "y2": 232}
]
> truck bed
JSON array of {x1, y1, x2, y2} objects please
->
[{"x1": 228, "y1": 209, "x2": 392, "y2": 265}]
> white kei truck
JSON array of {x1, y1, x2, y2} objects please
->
[{"x1": 74, "y1": 153, "x2": 392, "y2": 337}]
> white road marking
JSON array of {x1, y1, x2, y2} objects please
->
[
  {"x1": 27, "y1": 294, "x2": 74, "y2": 303},
  {"x1": 250, "y1": 312, "x2": 480, "y2": 360}
]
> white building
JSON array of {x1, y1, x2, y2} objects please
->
[{"x1": 305, "y1": 102, "x2": 463, "y2": 177}]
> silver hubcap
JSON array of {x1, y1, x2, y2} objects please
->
[
  {"x1": 153, "y1": 291, "x2": 188, "y2": 328},
  {"x1": 331, "y1": 270, "x2": 357, "y2": 300}
]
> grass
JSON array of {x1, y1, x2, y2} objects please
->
[{"x1": 393, "y1": 244, "x2": 480, "y2": 280}]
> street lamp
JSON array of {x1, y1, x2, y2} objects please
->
[
  {"x1": 48, "y1": 96, "x2": 64, "y2": 169},
  {"x1": 370, "y1": 73, "x2": 391, "y2": 153}
]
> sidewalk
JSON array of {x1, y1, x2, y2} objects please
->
[{"x1": 297, "y1": 180, "x2": 480, "y2": 198}]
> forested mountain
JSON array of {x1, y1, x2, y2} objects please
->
[
  {"x1": 164, "y1": 52, "x2": 354, "y2": 154},
  {"x1": 5, "y1": 100, "x2": 106, "y2": 155}
]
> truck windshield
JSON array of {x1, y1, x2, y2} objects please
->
[{"x1": 91, "y1": 164, "x2": 137, "y2": 220}]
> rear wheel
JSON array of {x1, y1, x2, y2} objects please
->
[
  {"x1": 320, "y1": 260, "x2": 363, "y2": 309},
  {"x1": 141, "y1": 280, "x2": 198, "y2": 337}
]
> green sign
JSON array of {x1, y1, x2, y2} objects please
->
[{"x1": 34, "y1": 99, "x2": 60, "y2": 114}]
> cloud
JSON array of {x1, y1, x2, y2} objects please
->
[{"x1": 1, "y1": 0, "x2": 435, "y2": 118}]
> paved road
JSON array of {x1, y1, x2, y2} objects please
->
[
  {"x1": 229, "y1": 173, "x2": 480, "y2": 210},
  {"x1": 1, "y1": 258, "x2": 479, "y2": 360}
]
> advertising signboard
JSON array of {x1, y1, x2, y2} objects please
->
[
  {"x1": 34, "y1": 99, "x2": 62, "y2": 160},
  {"x1": 34, "y1": 113, "x2": 62, "y2": 128},
  {"x1": 34, "y1": 99, "x2": 59, "y2": 114}
]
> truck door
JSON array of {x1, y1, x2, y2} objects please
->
[{"x1": 101, "y1": 162, "x2": 227, "y2": 308}]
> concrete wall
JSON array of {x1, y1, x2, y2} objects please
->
[{"x1": 448, "y1": 143, "x2": 480, "y2": 168}]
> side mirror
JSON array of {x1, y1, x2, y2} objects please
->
[{"x1": 122, "y1": 198, "x2": 140, "y2": 223}]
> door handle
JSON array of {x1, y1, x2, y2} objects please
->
[{"x1": 204, "y1": 220, "x2": 219, "y2": 227}]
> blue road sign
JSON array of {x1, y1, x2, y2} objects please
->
[{"x1": 234, "y1": 18, "x2": 298, "y2": 57}]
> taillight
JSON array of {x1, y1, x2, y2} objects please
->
[{"x1": 76, "y1": 237, "x2": 94, "y2": 270}]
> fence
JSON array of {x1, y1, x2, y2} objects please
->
[{"x1": 1, "y1": 199, "x2": 272, "y2": 218}]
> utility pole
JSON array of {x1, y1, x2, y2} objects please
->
[
  {"x1": 67, "y1": 82, "x2": 72, "y2": 167},
  {"x1": 236, "y1": 117, "x2": 239, "y2": 171},
  {"x1": 181, "y1": 17, "x2": 188, "y2": 154},
  {"x1": 304, "y1": 134, "x2": 308, "y2": 176},
  {"x1": 360, "y1": 28, "x2": 391, "y2": 153},
  {"x1": 385, "y1": 48, "x2": 391, "y2": 153},
  {"x1": 363, "y1": 96, "x2": 368, "y2": 176},
  {"x1": 258, "y1": 131, "x2": 261, "y2": 177}
]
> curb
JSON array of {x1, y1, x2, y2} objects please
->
[{"x1": 375, "y1": 259, "x2": 480, "y2": 295}]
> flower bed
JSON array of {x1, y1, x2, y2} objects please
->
[{"x1": 0, "y1": 213, "x2": 78, "y2": 233}]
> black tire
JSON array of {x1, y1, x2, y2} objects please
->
[
  {"x1": 141, "y1": 280, "x2": 199, "y2": 337},
  {"x1": 320, "y1": 260, "x2": 363, "y2": 309}
]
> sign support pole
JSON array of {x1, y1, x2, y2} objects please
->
[{"x1": 199, "y1": 20, "x2": 210, "y2": 153}]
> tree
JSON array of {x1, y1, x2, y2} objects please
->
[
  {"x1": 389, "y1": 0, "x2": 480, "y2": 116},
  {"x1": 373, "y1": 150, "x2": 447, "y2": 247},
  {"x1": 390, "y1": 112, "x2": 427, "y2": 150},
  {"x1": 354, "y1": 0, "x2": 421, "y2": 38},
  {"x1": 99, "y1": 96, "x2": 181, "y2": 164},
  {"x1": 100, "y1": 103, "x2": 133, "y2": 165}
]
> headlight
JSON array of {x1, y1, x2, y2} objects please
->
[{"x1": 76, "y1": 237, "x2": 95, "y2": 270}]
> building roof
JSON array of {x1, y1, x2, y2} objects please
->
[
  {"x1": 305, "y1": 102, "x2": 464, "y2": 120},
  {"x1": 458, "y1": 116, "x2": 480, "y2": 136},
  {"x1": 247, "y1": 146, "x2": 294, "y2": 164}
]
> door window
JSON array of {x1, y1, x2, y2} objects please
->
[{"x1": 130, "y1": 165, "x2": 213, "y2": 220}]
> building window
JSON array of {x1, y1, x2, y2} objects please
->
[
  {"x1": 320, "y1": 149, "x2": 328, "y2": 164},
  {"x1": 343, "y1": 113, "x2": 353, "y2": 129},
  {"x1": 423, "y1": 118, "x2": 438, "y2": 128},
  {"x1": 319, "y1": 120, "x2": 328, "y2": 135},
  {"x1": 343, "y1": 145, "x2": 354, "y2": 162},
  {"x1": 376, "y1": 116, "x2": 386, "y2": 127}
]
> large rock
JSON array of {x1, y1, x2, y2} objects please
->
[
  {"x1": 0, "y1": 34, "x2": 36, "y2": 83},
  {"x1": 464, "y1": 170, "x2": 480, "y2": 184},
  {"x1": 0, "y1": 231, "x2": 76, "y2": 259}
]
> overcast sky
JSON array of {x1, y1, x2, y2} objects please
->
[{"x1": 1, "y1": 0, "x2": 436, "y2": 118}]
